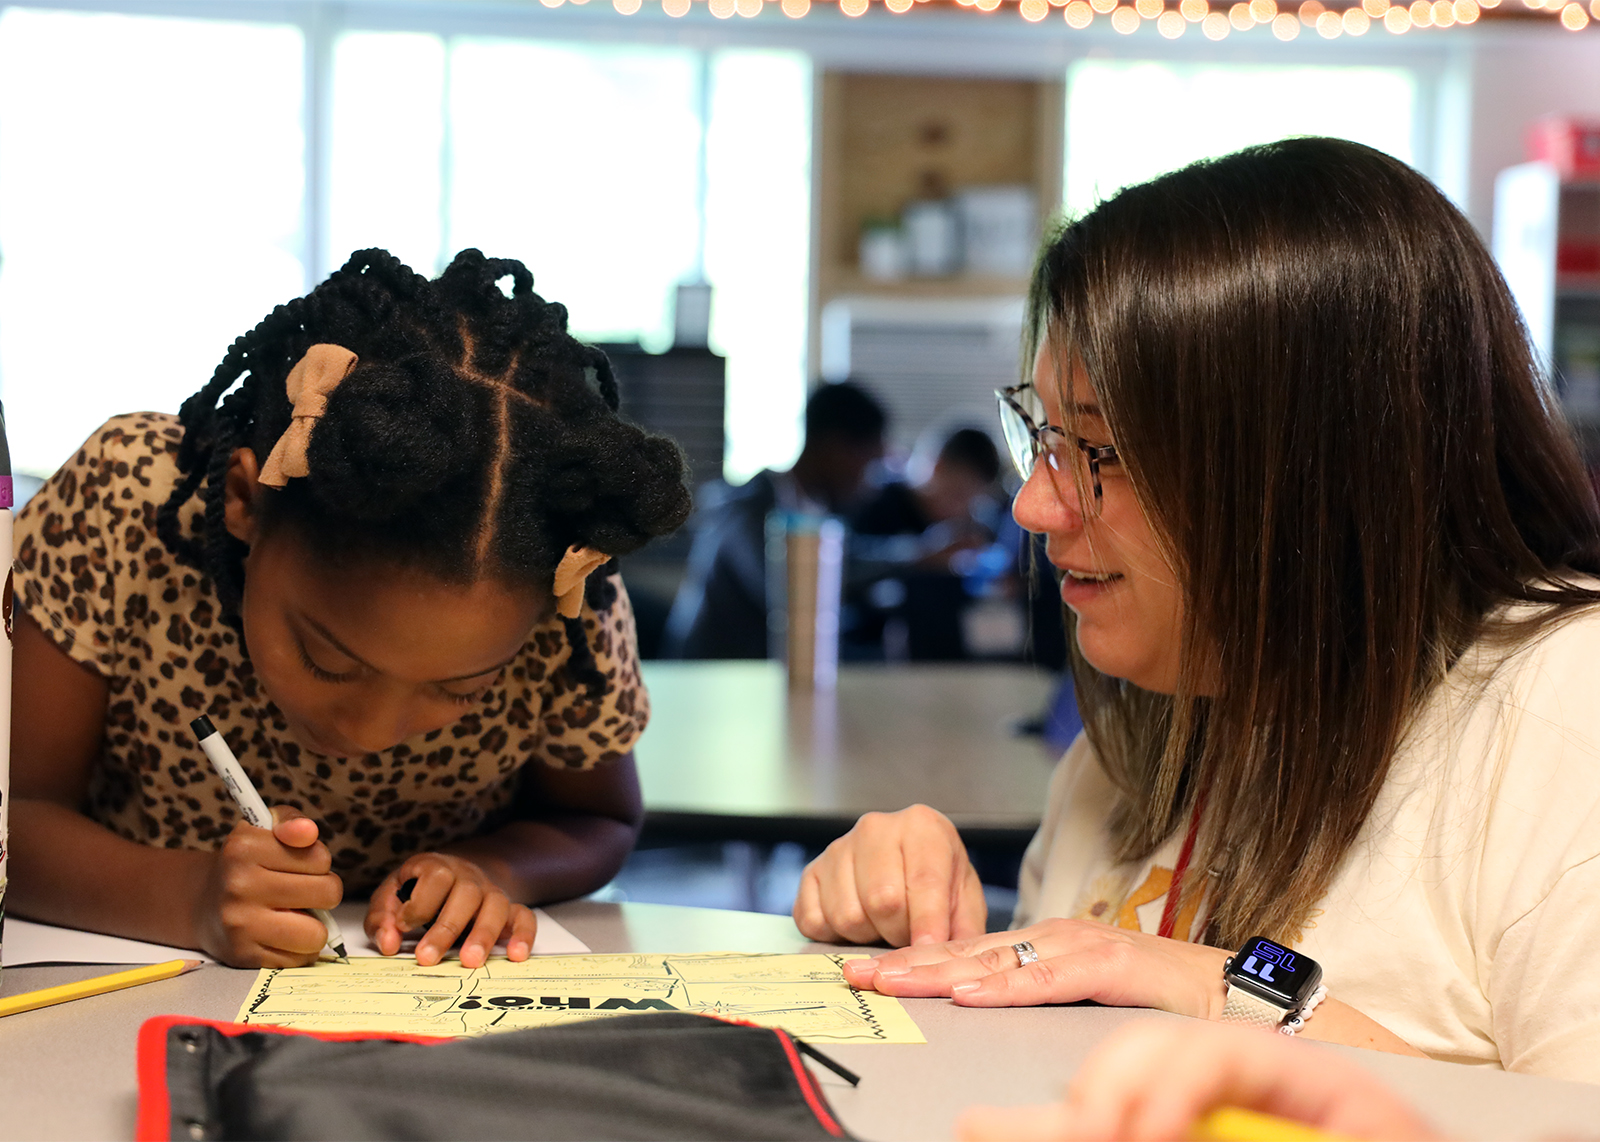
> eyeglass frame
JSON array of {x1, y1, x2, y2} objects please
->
[{"x1": 995, "y1": 382, "x2": 1121, "y2": 514}]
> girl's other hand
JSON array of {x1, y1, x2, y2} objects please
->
[
  {"x1": 955, "y1": 1020, "x2": 1440, "y2": 1142},
  {"x1": 840, "y1": 917, "x2": 1228, "y2": 1018},
  {"x1": 792, "y1": 804, "x2": 986, "y2": 947},
  {"x1": 196, "y1": 805, "x2": 344, "y2": 968},
  {"x1": 365, "y1": 853, "x2": 538, "y2": 968}
]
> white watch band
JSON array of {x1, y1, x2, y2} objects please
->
[
  {"x1": 1219, "y1": 983, "x2": 1288, "y2": 1028},
  {"x1": 1280, "y1": 984, "x2": 1328, "y2": 1036}
]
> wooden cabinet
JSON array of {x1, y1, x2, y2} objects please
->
[{"x1": 810, "y1": 70, "x2": 1064, "y2": 380}]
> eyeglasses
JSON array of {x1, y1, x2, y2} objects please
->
[{"x1": 995, "y1": 383, "x2": 1121, "y2": 515}]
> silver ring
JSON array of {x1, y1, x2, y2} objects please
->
[{"x1": 1012, "y1": 940, "x2": 1039, "y2": 967}]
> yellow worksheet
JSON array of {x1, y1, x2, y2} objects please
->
[{"x1": 235, "y1": 952, "x2": 926, "y2": 1044}]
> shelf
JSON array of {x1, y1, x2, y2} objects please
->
[
  {"x1": 810, "y1": 70, "x2": 1063, "y2": 381},
  {"x1": 819, "y1": 271, "x2": 1031, "y2": 300}
]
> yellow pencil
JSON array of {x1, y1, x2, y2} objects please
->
[
  {"x1": 0, "y1": 958, "x2": 204, "y2": 1018},
  {"x1": 1192, "y1": 1106, "x2": 1357, "y2": 1142}
]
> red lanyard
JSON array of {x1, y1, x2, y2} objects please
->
[{"x1": 1158, "y1": 800, "x2": 1205, "y2": 941}]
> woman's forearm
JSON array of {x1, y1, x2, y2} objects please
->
[
  {"x1": 8, "y1": 797, "x2": 210, "y2": 949},
  {"x1": 441, "y1": 812, "x2": 640, "y2": 905},
  {"x1": 1293, "y1": 997, "x2": 1427, "y2": 1056},
  {"x1": 1191, "y1": 944, "x2": 1424, "y2": 1055}
]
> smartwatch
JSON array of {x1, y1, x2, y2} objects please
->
[{"x1": 1221, "y1": 936, "x2": 1324, "y2": 1033}]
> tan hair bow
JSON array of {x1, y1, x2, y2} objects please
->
[
  {"x1": 258, "y1": 344, "x2": 359, "y2": 487},
  {"x1": 553, "y1": 545, "x2": 611, "y2": 619}
]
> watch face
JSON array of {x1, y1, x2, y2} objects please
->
[{"x1": 1227, "y1": 937, "x2": 1322, "y2": 1008}]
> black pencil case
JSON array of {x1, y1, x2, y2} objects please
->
[{"x1": 136, "y1": 1011, "x2": 856, "y2": 1141}]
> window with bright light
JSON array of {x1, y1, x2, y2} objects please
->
[
  {"x1": 1064, "y1": 61, "x2": 1418, "y2": 218},
  {"x1": 0, "y1": 13, "x2": 810, "y2": 484},
  {"x1": 327, "y1": 36, "x2": 811, "y2": 483},
  {"x1": 447, "y1": 40, "x2": 705, "y2": 349},
  {"x1": 0, "y1": 7, "x2": 306, "y2": 476},
  {"x1": 328, "y1": 32, "x2": 446, "y2": 277},
  {"x1": 704, "y1": 50, "x2": 812, "y2": 483}
]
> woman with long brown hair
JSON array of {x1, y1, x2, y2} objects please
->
[{"x1": 794, "y1": 137, "x2": 1600, "y2": 1077}]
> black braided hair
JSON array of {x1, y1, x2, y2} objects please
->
[{"x1": 155, "y1": 248, "x2": 692, "y2": 696}]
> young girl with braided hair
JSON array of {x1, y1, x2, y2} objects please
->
[{"x1": 8, "y1": 248, "x2": 692, "y2": 968}]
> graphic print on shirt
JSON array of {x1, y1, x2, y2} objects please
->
[{"x1": 1074, "y1": 865, "x2": 1209, "y2": 942}]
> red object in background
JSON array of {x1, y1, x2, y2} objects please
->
[
  {"x1": 1559, "y1": 240, "x2": 1600, "y2": 275},
  {"x1": 1529, "y1": 117, "x2": 1600, "y2": 181}
]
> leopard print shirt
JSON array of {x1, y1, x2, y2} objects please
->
[{"x1": 15, "y1": 413, "x2": 649, "y2": 893}]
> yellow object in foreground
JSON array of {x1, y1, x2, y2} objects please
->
[
  {"x1": 0, "y1": 958, "x2": 204, "y2": 1018},
  {"x1": 1192, "y1": 1106, "x2": 1357, "y2": 1142},
  {"x1": 237, "y1": 952, "x2": 926, "y2": 1043}
]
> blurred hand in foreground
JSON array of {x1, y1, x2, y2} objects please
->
[{"x1": 956, "y1": 1020, "x2": 1440, "y2": 1142}]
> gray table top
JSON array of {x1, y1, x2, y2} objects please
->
[
  {"x1": 634, "y1": 662, "x2": 1058, "y2": 832},
  {"x1": 3, "y1": 901, "x2": 1599, "y2": 1141}
]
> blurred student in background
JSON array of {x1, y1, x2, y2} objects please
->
[
  {"x1": 851, "y1": 425, "x2": 1002, "y2": 557},
  {"x1": 663, "y1": 381, "x2": 887, "y2": 659},
  {"x1": 845, "y1": 425, "x2": 1004, "y2": 660}
]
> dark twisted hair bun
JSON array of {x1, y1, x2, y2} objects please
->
[{"x1": 156, "y1": 248, "x2": 692, "y2": 694}]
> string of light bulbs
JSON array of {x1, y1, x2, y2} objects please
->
[{"x1": 540, "y1": 0, "x2": 1597, "y2": 33}]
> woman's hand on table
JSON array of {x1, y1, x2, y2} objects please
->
[
  {"x1": 792, "y1": 804, "x2": 986, "y2": 947},
  {"x1": 841, "y1": 917, "x2": 1229, "y2": 1016},
  {"x1": 843, "y1": 917, "x2": 1425, "y2": 1056},
  {"x1": 365, "y1": 852, "x2": 538, "y2": 968},
  {"x1": 956, "y1": 1020, "x2": 1441, "y2": 1142}
]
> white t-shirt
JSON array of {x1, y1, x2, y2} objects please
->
[{"x1": 1014, "y1": 603, "x2": 1600, "y2": 1082}]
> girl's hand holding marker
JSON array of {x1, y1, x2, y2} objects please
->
[{"x1": 189, "y1": 715, "x2": 348, "y2": 966}]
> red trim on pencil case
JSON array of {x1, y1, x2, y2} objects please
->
[
  {"x1": 135, "y1": 1015, "x2": 452, "y2": 1142},
  {"x1": 694, "y1": 1012, "x2": 849, "y2": 1138},
  {"x1": 771, "y1": 1028, "x2": 849, "y2": 1138}
]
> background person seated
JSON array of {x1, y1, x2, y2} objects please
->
[
  {"x1": 662, "y1": 381, "x2": 887, "y2": 659},
  {"x1": 845, "y1": 426, "x2": 1005, "y2": 660},
  {"x1": 852, "y1": 426, "x2": 1003, "y2": 558}
]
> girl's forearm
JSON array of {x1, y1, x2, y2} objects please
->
[
  {"x1": 8, "y1": 798, "x2": 210, "y2": 949},
  {"x1": 441, "y1": 813, "x2": 640, "y2": 905}
]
